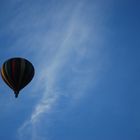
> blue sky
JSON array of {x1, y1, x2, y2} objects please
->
[{"x1": 0, "y1": 0, "x2": 139, "y2": 140}]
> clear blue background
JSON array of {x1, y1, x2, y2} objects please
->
[{"x1": 0, "y1": 0, "x2": 139, "y2": 140}]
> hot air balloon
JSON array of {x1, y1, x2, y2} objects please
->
[{"x1": 1, "y1": 57, "x2": 35, "y2": 98}]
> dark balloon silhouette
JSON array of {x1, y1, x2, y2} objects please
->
[{"x1": 1, "y1": 57, "x2": 35, "y2": 98}]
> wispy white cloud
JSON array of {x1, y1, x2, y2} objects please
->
[{"x1": 13, "y1": 1, "x2": 109, "y2": 140}]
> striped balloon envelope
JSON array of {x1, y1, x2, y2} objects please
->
[{"x1": 1, "y1": 57, "x2": 35, "y2": 98}]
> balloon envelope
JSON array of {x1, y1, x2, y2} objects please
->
[{"x1": 1, "y1": 57, "x2": 35, "y2": 97}]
